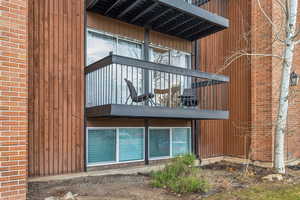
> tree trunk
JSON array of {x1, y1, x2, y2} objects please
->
[{"x1": 274, "y1": 0, "x2": 298, "y2": 174}]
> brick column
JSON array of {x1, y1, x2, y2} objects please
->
[{"x1": 0, "y1": 0, "x2": 28, "y2": 199}]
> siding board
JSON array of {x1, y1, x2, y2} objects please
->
[
  {"x1": 198, "y1": 0, "x2": 251, "y2": 159},
  {"x1": 28, "y1": 0, "x2": 85, "y2": 177}
]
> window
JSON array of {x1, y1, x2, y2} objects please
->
[
  {"x1": 172, "y1": 128, "x2": 191, "y2": 156},
  {"x1": 86, "y1": 29, "x2": 142, "y2": 65},
  {"x1": 87, "y1": 129, "x2": 117, "y2": 164},
  {"x1": 87, "y1": 128, "x2": 144, "y2": 166},
  {"x1": 149, "y1": 129, "x2": 171, "y2": 158},
  {"x1": 87, "y1": 31, "x2": 117, "y2": 66},
  {"x1": 149, "y1": 127, "x2": 191, "y2": 159},
  {"x1": 119, "y1": 128, "x2": 144, "y2": 162}
]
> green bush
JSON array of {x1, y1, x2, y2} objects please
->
[{"x1": 150, "y1": 154, "x2": 209, "y2": 194}]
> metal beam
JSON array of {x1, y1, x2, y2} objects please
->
[
  {"x1": 145, "y1": 8, "x2": 172, "y2": 26},
  {"x1": 104, "y1": 0, "x2": 122, "y2": 15},
  {"x1": 117, "y1": 0, "x2": 140, "y2": 19},
  {"x1": 130, "y1": 2, "x2": 159, "y2": 23},
  {"x1": 86, "y1": 0, "x2": 99, "y2": 9},
  {"x1": 166, "y1": 17, "x2": 195, "y2": 33},
  {"x1": 176, "y1": 20, "x2": 205, "y2": 36},
  {"x1": 154, "y1": 13, "x2": 184, "y2": 30}
]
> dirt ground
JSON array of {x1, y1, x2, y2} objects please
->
[{"x1": 27, "y1": 162, "x2": 300, "y2": 200}]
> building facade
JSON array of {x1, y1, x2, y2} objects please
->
[{"x1": 0, "y1": 0, "x2": 299, "y2": 199}]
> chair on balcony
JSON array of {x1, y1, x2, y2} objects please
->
[
  {"x1": 178, "y1": 88, "x2": 198, "y2": 107},
  {"x1": 124, "y1": 79, "x2": 156, "y2": 105}
]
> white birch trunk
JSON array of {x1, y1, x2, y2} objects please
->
[{"x1": 274, "y1": 0, "x2": 298, "y2": 174}]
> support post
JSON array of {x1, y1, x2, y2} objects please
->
[
  {"x1": 193, "y1": 40, "x2": 200, "y2": 158},
  {"x1": 145, "y1": 119, "x2": 149, "y2": 165},
  {"x1": 144, "y1": 28, "x2": 150, "y2": 165}
]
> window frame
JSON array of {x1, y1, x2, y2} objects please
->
[
  {"x1": 86, "y1": 127, "x2": 145, "y2": 167},
  {"x1": 148, "y1": 127, "x2": 192, "y2": 160}
]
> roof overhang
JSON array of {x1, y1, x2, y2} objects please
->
[
  {"x1": 86, "y1": 104, "x2": 229, "y2": 120},
  {"x1": 86, "y1": 0, "x2": 229, "y2": 41}
]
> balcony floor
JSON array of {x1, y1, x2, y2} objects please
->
[{"x1": 86, "y1": 104, "x2": 229, "y2": 120}]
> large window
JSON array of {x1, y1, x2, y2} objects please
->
[
  {"x1": 119, "y1": 128, "x2": 144, "y2": 162},
  {"x1": 87, "y1": 129, "x2": 117, "y2": 164},
  {"x1": 86, "y1": 29, "x2": 142, "y2": 65},
  {"x1": 149, "y1": 129, "x2": 170, "y2": 158},
  {"x1": 149, "y1": 127, "x2": 191, "y2": 159},
  {"x1": 87, "y1": 128, "x2": 144, "y2": 166}
]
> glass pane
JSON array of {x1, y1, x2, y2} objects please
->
[
  {"x1": 86, "y1": 31, "x2": 117, "y2": 65},
  {"x1": 170, "y1": 50, "x2": 191, "y2": 69},
  {"x1": 88, "y1": 129, "x2": 116, "y2": 164},
  {"x1": 150, "y1": 47, "x2": 169, "y2": 64},
  {"x1": 119, "y1": 128, "x2": 144, "y2": 162},
  {"x1": 149, "y1": 129, "x2": 170, "y2": 158},
  {"x1": 118, "y1": 40, "x2": 142, "y2": 59},
  {"x1": 172, "y1": 128, "x2": 191, "y2": 157}
]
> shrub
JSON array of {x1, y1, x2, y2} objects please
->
[{"x1": 150, "y1": 154, "x2": 209, "y2": 194}]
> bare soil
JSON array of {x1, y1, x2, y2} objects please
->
[{"x1": 28, "y1": 162, "x2": 300, "y2": 200}]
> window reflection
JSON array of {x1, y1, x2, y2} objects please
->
[{"x1": 86, "y1": 31, "x2": 117, "y2": 65}]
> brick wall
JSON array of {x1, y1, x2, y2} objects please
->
[
  {"x1": 286, "y1": 3, "x2": 300, "y2": 161},
  {"x1": 250, "y1": 0, "x2": 275, "y2": 162},
  {"x1": 250, "y1": 0, "x2": 300, "y2": 162},
  {"x1": 0, "y1": 0, "x2": 28, "y2": 199}
]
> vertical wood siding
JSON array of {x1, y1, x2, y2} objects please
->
[
  {"x1": 28, "y1": 0, "x2": 85, "y2": 176},
  {"x1": 198, "y1": 0, "x2": 251, "y2": 158}
]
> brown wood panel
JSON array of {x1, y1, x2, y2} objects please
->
[
  {"x1": 87, "y1": 12, "x2": 192, "y2": 53},
  {"x1": 198, "y1": 0, "x2": 251, "y2": 158},
  {"x1": 149, "y1": 31, "x2": 192, "y2": 53},
  {"x1": 87, "y1": 12, "x2": 144, "y2": 42},
  {"x1": 28, "y1": 0, "x2": 85, "y2": 177}
]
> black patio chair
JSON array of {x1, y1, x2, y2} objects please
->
[
  {"x1": 124, "y1": 79, "x2": 156, "y2": 105},
  {"x1": 178, "y1": 88, "x2": 198, "y2": 107}
]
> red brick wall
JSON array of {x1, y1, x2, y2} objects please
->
[
  {"x1": 0, "y1": 0, "x2": 28, "y2": 199},
  {"x1": 286, "y1": 4, "x2": 300, "y2": 161},
  {"x1": 247, "y1": 0, "x2": 300, "y2": 162},
  {"x1": 250, "y1": 0, "x2": 274, "y2": 162}
]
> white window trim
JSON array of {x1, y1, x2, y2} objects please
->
[
  {"x1": 148, "y1": 127, "x2": 192, "y2": 160},
  {"x1": 86, "y1": 127, "x2": 146, "y2": 167}
]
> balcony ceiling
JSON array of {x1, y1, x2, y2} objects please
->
[{"x1": 86, "y1": 0, "x2": 229, "y2": 41}]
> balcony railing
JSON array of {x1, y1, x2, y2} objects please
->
[{"x1": 85, "y1": 55, "x2": 229, "y2": 120}]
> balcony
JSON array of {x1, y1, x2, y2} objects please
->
[
  {"x1": 86, "y1": 0, "x2": 229, "y2": 41},
  {"x1": 85, "y1": 54, "x2": 229, "y2": 120}
]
